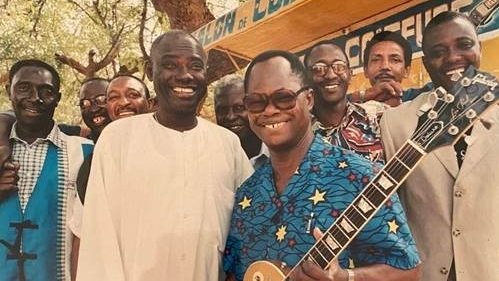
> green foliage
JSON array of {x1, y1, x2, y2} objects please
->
[{"x1": 0, "y1": 0, "x2": 163, "y2": 124}]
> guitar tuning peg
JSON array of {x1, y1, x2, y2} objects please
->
[
  {"x1": 483, "y1": 91, "x2": 495, "y2": 102},
  {"x1": 461, "y1": 77, "x2": 472, "y2": 87},
  {"x1": 448, "y1": 125, "x2": 459, "y2": 135},
  {"x1": 444, "y1": 94, "x2": 455, "y2": 103},
  {"x1": 428, "y1": 110, "x2": 438, "y2": 119},
  {"x1": 466, "y1": 109, "x2": 477, "y2": 119},
  {"x1": 434, "y1": 87, "x2": 447, "y2": 98}
]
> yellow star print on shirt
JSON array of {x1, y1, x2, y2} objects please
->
[
  {"x1": 338, "y1": 161, "x2": 349, "y2": 169},
  {"x1": 276, "y1": 225, "x2": 287, "y2": 242},
  {"x1": 388, "y1": 219, "x2": 399, "y2": 234},
  {"x1": 309, "y1": 189, "x2": 326, "y2": 205},
  {"x1": 238, "y1": 196, "x2": 252, "y2": 210}
]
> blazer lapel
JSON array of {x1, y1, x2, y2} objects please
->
[
  {"x1": 434, "y1": 146, "x2": 459, "y2": 179},
  {"x1": 457, "y1": 107, "x2": 499, "y2": 181}
]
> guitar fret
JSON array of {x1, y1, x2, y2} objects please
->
[
  {"x1": 345, "y1": 206, "x2": 367, "y2": 229},
  {"x1": 330, "y1": 225, "x2": 349, "y2": 246},
  {"x1": 388, "y1": 159, "x2": 410, "y2": 181},
  {"x1": 308, "y1": 248, "x2": 328, "y2": 268},
  {"x1": 355, "y1": 195, "x2": 376, "y2": 218},
  {"x1": 316, "y1": 240, "x2": 335, "y2": 265},
  {"x1": 394, "y1": 156, "x2": 410, "y2": 170},
  {"x1": 363, "y1": 184, "x2": 386, "y2": 206},
  {"x1": 374, "y1": 173, "x2": 397, "y2": 196},
  {"x1": 323, "y1": 234, "x2": 341, "y2": 255}
]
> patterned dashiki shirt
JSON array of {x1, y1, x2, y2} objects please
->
[
  {"x1": 312, "y1": 102, "x2": 385, "y2": 165},
  {"x1": 223, "y1": 135, "x2": 420, "y2": 281}
]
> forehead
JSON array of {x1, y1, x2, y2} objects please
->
[
  {"x1": 308, "y1": 44, "x2": 347, "y2": 65},
  {"x1": 424, "y1": 17, "x2": 477, "y2": 48},
  {"x1": 215, "y1": 84, "x2": 244, "y2": 104},
  {"x1": 80, "y1": 80, "x2": 109, "y2": 99},
  {"x1": 369, "y1": 41, "x2": 404, "y2": 55},
  {"x1": 12, "y1": 66, "x2": 54, "y2": 85},
  {"x1": 151, "y1": 35, "x2": 206, "y2": 62},
  {"x1": 248, "y1": 57, "x2": 302, "y2": 93},
  {"x1": 108, "y1": 77, "x2": 145, "y2": 93}
]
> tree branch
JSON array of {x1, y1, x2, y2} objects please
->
[
  {"x1": 151, "y1": 0, "x2": 215, "y2": 32},
  {"x1": 30, "y1": 0, "x2": 46, "y2": 39},
  {"x1": 139, "y1": 0, "x2": 150, "y2": 63},
  {"x1": 67, "y1": 0, "x2": 102, "y2": 26}
]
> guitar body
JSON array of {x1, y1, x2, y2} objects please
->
[{"x1": 243, "y1": 261, "x2": 287, "y2": 281}]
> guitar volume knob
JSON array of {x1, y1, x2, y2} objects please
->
[{"x1": 444, "y1": 94, "x2": 455, "y2": 103}]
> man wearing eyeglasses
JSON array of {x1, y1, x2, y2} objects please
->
[
  {"x1": 223, "y1": 50, "x2": 420, "y2": 281},
  {"x1": 304, "y1": 41, "x2": 386, "y2": 165},
  {"x1": 0, "y1": 59, "x2": 93, "y2": 281},
  {"x1": 76, "y1": 77, "x2": 111, "y2": 142}
]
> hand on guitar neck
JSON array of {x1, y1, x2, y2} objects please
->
[{"x1": 288, "y1": 228, "x2": 348, "y2": 281}]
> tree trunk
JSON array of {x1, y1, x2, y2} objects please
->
[{"x1": 151, "y1": 0, "x2": 215, "y2": 32}]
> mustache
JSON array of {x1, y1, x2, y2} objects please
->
[{"x1": 374, "y1": 72, "x2": 395, "y2": 81}]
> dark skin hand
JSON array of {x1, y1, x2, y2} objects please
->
[
  {"x1": 362, "y1": 81, "x2": 403, "y2": 107},
  {"x1": 0, "y1": 160, "x2": 19, "y2": 201}
]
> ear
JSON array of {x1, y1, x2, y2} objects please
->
[
  {"x1": 145, "y1": 59, "x2": 153, "y2": 81},
  {"x1": 305, "y1": 88, "x2": 315, "y2": 111},
  {"x1": 363, "y1": 66, "x2": 368, "y2": 79},
  {"x1": 5, "y1": 84, "x2": 10, "y2": 100},
  {"x1": 404, "y1": 65, "x2": 411, "y2": 79}
]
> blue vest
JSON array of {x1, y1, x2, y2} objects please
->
[{"x1": 0, "y1": 143, "x2": 92, "y2": 281}]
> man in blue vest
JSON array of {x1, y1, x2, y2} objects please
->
[{"x1": 0, "y1": 59, "x2": 93, "y2": 281}]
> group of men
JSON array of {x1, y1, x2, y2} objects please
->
[{"x1": 0, "y1": 10, "x2": 497, "y2": 281}]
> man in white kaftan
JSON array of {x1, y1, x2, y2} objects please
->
[{"x1": 77, "y1": 30, "x2": 253, "y2": 281}]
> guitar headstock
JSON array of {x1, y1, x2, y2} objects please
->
[{"x1": 412, "y1": 66, "x2": 499, "y2": 152}]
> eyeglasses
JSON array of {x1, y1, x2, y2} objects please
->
[
  {"x1": 79, "y1": 95, "x2": 107, "y2": 110},
  {"x1": 243, "y1": 86, "x2": 311, "y2": 113},
  {"x1": 309, "y1": 61, "x2": 348, "y2": 77},
  {"x1": 13, "y1": 82, "x2": 58, "y2": 103}
]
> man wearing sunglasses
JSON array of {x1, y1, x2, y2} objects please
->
[
  {"x1": 0, "y1": 59, "x2": 93, "y2": 281},
  {"x1": 304, "y1": 41, "x2": 386, "y2": 165},
  {"x1": 223, "y1": 50, "x2": 420, "y2": 281}
]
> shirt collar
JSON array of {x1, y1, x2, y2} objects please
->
[
  {"x1": 10, "y1": 122, "x2": 64, "y2": 148},
  {"x1": 250, "y1": 143, "x2": 270, "y2": 169}
]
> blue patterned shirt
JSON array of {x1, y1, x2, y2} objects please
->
[{"x1": 223, "y1": 136, "x2": 420, "y2": 280}]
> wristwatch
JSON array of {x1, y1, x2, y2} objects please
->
[
  {"x1": 358, "y1": 90, "x2": 366, "y2": 103},
  {"x1": 346, "y1": 269, "x2": 355, "y2": 281}
]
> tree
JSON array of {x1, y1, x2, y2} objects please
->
[{"x1": 0, "y1": 0, "x2": 241, "y2": 123}]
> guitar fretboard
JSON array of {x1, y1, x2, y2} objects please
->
[{"x1": 300, "y1": 140, "x2": 426, "y2": 270}]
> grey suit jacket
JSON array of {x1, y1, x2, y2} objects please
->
[{"x1": 380, "y1": 91, "x2": 499, "y2": 281}]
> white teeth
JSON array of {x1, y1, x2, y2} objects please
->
[
  {"x1": 264, "y1": 122, "x2": 285, "y2": 129},
  {"x1": 325, "y1": 85, "x2": 338, "y2": 90},
  {"x1": 446, "y1": 68, "x2": 465, "y2": 75},
  {"x1": 118, "y1": 111, "x2": 135, "y2": 117},
  {"x1": 173, "y1": 87, "x2": 194, "y2": 93}
]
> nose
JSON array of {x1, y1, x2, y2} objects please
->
[
  {"x1": 323, "y1": 66, "x2": 338, "y2": 80},
  {"x1": 226, "y1": 109, "x2": 237, "y2": 121},
  {"x1": 445, "y1": 47, "x2": 464, "y2": 64},
  {"x1": 117, "y1": 96, "x2": 131, "y2": 107},
  {"x1": 380, "y1": 58, "x2": 391, "y2": 70},
  {"x1": 176, "y1": 65, "x2": 194, "y2": 81}
]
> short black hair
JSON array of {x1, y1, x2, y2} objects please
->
[
  {"x1": 151, "y1": 30, "x2": 206, "y2": 62},
  {"x1": 363, "y1": 31, "x2": 412, "y2": 67},
  {"x1": 423, "y1": 11, "x2": 475, "y2": 53},
  {"x1": 214, "y1": 74, "x2": 243, "y2": 99},
  {"x1": 110, "y1": 74, "x2": 150, "y2": 99},
  {"x1": 303, "y1": 40, "x2": 349, "y2": 67},
  {"x1": 82, "y1": 77, "x2": 109, "y2": 85},
  {"x1": 9, "y1": 59, "x2": 61, "y2": 92},
  {"x1": 244, "y1": 50, "x2": 313, "y2": 92}
]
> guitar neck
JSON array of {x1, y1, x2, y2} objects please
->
[{"x1": 298, "y1": 140, "x2": 427, "y2": 270}]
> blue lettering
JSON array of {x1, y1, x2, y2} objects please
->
[
  {"x1": 253, "y1": 0, "x2": 267, "y2": 22},
  {"x1": 268, "y1": 0, "x2": 282, "y2": 14}
]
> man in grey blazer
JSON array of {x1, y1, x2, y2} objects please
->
[{"x1": 380, "y1": 11, "x2": 499, "y2": 281}]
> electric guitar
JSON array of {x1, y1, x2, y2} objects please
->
[{"x1": 243, "y1": 66, "x2": 499, "y2": 281}]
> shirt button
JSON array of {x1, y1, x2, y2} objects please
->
[
  {"x1": 454, "y1": 190, "x2": 463, "y2": 198},
  {"x1": 453, "y1": 229, "x2": 461, "y2": 237},
  {"x1": 440, "y1": 267, "x2": 449, "y2": 275}
]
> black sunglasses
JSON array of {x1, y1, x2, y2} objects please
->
[{"x1": 243, "y1": 86, "x2": 311, "y2": 113}]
